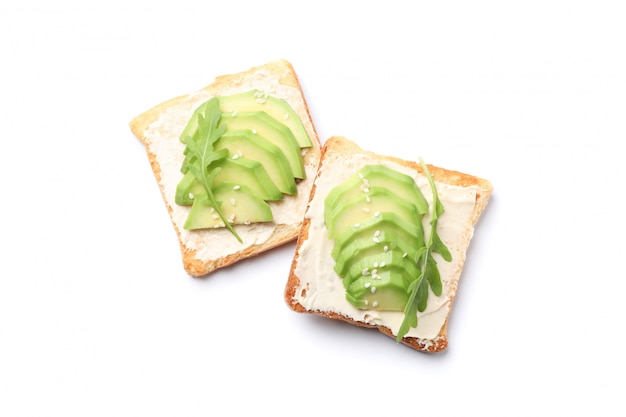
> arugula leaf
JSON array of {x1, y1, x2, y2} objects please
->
[
  {"x1": 396, "y1": 159, "x2": 451, "y2": 342},
  {"x1": 181, "y1": 97, "x2": 242, "y2": 242}
]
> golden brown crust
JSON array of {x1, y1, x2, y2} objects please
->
[
  {"x1": 130, "y1": 59, "x2": 322, "y2": 277},
  {"x1": 285, "y1": 136, "x2": 492, "y2": 353}
]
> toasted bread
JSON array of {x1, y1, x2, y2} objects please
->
[
  {"x1": 130, "y1": 60, "x2": 322, "y2": 277},
  {"x1": 285, "y1": 136, "x2": 492, "y2": 352}
]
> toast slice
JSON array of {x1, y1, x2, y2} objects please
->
[
  {"x1": 285, "y1": 136, "x2": 492, "y2": 352},
  {"x1": 130, "y1": 60, "x2": 322, "y2": 277}
]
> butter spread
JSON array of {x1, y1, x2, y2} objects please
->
[
  {"x1": 292, "y1": 150, "x2": 480, "y2": 340},
  {"x1": 143, "y1": 71, "x2": 317, "y2": 261}
]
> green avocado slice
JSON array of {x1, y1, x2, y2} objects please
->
[
  {"x1": 330, "y1": 212, "x2": 424, "y2": 259},
  {"x1": 183, "y1": 182, "x2": 273, "y2": 230},
  {"x1": 214, "y1": 130, "x2": 297, "y2": 195},
  {"x1": 219, "y1": 111, "x2": 305, "y2": 179},
  {"x1": 333, "y1": 230, "x2": 418, "y2": 277},
  {"x1": 325, "y1": 187, "x2": 421, "y2": 239},
  {"x1": 218, "y1": 90, "x2": 312, "y2": 148}
]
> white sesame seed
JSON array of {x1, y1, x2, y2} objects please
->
[
  {"x1": 230, "y1": 198, "x2": 236, "y2": 206},
  {"x1": 380, "y1": 262, "x2": 386, "y2": 267},
  {"x1": 402, "y1": 252, "x2": 408, "y2": 257},
  {"x1": 363, "y1": 207, "x2": 371, "y2": 213},
  {"x1": 373, "y1": 237, "x2": 380, "y2": 243},
  {"x1": 374, "y1": 230, "x2": 381, "y2": 237},
  {"x1": 371, "y1": 286, "x2": 377, "y2": 294},
  {"x1": 188, "y1": 193, "x2": 194, "y2": 200},
  {"x1": 251, "y1": 129, "x2": 257, "y2": 134},
  {"x1": 383, "y1": 245, "x2": 389, "y2": 252},
  {"x1": 372, "y1": 301, "x2": 379, "y2": 308},
  {"x1": 353, "y1": 223, "x2": 360, "y2": 228},
  {"x1": 374, "y1": 211, "x2": 380, "y2": 217},
  {"x1": 364, "y1": 299, "x2": 369, "y2": 306},
  {"x1": 362, "y1": 268, "x2": 370, "y2": 276},
  {"x1": 365, "y1": 196, "x2": 371, "y2": 203},
  {"x1": 233, "y1": 185, "x2": 241, "y2": 190},
  {"x1": 283, "y1": 113, "x2": 289, "y2": 120},
  {"x1": 364, "y1": 282, "x2": 371, "y2": 288},
  {"x1": 372, "y1": 268, "x2": 378, "y2": 274},
  {"x1": 212, "y1": 214, "x2": 219, "y2": 220},
  {"x1": 228, "y1": 214, "x2": 235, "y2": 223},
  {"x1": 358, "y1": 173, "x2": 364, "y2": 179},
  {"x1": 232, "y1": 154, "x2": 239, "y2": 160}
]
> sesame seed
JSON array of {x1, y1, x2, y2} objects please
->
[
  {"x1": 228, "y1": 214, "x2": 236, "y2": 223},
  {"x1": 283, "y1": 113, "x2": 289, "y2": 120},
  {"x1": 232, "y1": 154, "x2": 239, "y2": 160},
  {"x1": 363, "y1": 207, "x2": 371, "y2": 213},
  {"x1": 371, "y1": 286, "x2": 377, "y2": 294},
  {"x1": 374, "y1": 230, "x2": 381, "y2": 237},
  {"x1": 233, "y1": 185, "x2": 241, "y2": 190},
  {"x1": 364, "y1": 300, "x2": 369, "y2": 306},
  {"x1": 364, "y1": 282, "x2": 371, "y2": 288},
  {"x1": 372, "y1": 301, "x2": 379, "y2": 308},
  {"x1": 188, "y1": 193, "x2": 194, "y2": 200},
  {"x1": 362, "y1": 268, "x2": 370, "y2": 276},
  {"x1": 358, "y1": 173, "x2": 364, "y2": 179},
  {"x1": 251, "y1": 129, "x2": 257, "y2": 134},
  {"x1": 380, "y1": 262, "x2": 386, "y2": 267},
  {"x1": 383, "y1": 245, "x2": 389, "y2": 252},
  {"x1": 374, "y1": 211, "x2": 380, "y2": 217},
  {"x1": 230, "y1": 198, "x2": 236, "y2": 206},
  {"x1": 372, "y1": 268, "x2": 378, "y2": 274},
  {"x1": 402, "y1": 252, "x2": 408, "y2": 258},
  {"x1": 212, "y1": 214, "x2": 219, "y2": 220},
  {"x1": 373, "y1": 237, "x2": 380, "y2": 243},
  {"x1": 353, "y1": 223, "x2": 360, "y2": 228},
  {"x1": 365, "y1": 196, "x2": 371, "y2": 203}
]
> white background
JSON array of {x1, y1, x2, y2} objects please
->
[{"x1": 1, "y1": 1, "x2": 625, "y2": 415}]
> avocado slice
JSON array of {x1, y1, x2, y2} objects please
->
[
  {"x1": 183, "y1": 182, "x2": 273, "y2": 230},
  {"x1": 330, "y1": 212, "x2": 424, "y2": 259},
  {"x1": 218, "y1": 90, "x2": 313, "y2": 148},
  {"x1": 345, "y1": 265, "x2": 415, "y2": 311},
  {"x1": 333, "y1": 230, "x2": 418, "y2": 277},
  {"x1": 176, "y1": 158, "x2": 284, "y2": 204},
  {"x1": 325, "y1": 164, "x2": 428, "y2": 216},
  {"x1": 214, "y1": 130, "x2": 297, "y2": 195},
  {"x1": 212, "y1": 158, "x2": 283, "y2": 201},
  {"x1": 219, "y1": 111, "x2": 305, "y2": 179},
  {"x1": 175, "y1": 171, "x2": 203, "y2": 205},
  {"x1": 343, "y1": 248, "x2": 421, "y2": 288},
  {"x1": 325, "y1": 187, "x2": 421, "y2": 239}
]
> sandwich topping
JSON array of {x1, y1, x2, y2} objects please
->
[
  {"x1": 323, "y1": 163, "x2": 451, "y2": 341},
  {"x1": 174, "y1": 90, "x2": 312, "y2": 242}
]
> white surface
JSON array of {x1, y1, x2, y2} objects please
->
[{"x1": 1, "y1": 1, "x2": 624, "y2": 415}]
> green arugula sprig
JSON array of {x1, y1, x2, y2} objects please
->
[
  {"x1": 396, "y1": 159, "x2": 451, "y2": 342},
  {"x1": 181, "y1": 97, "x2": 242, "y2": 242}
]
